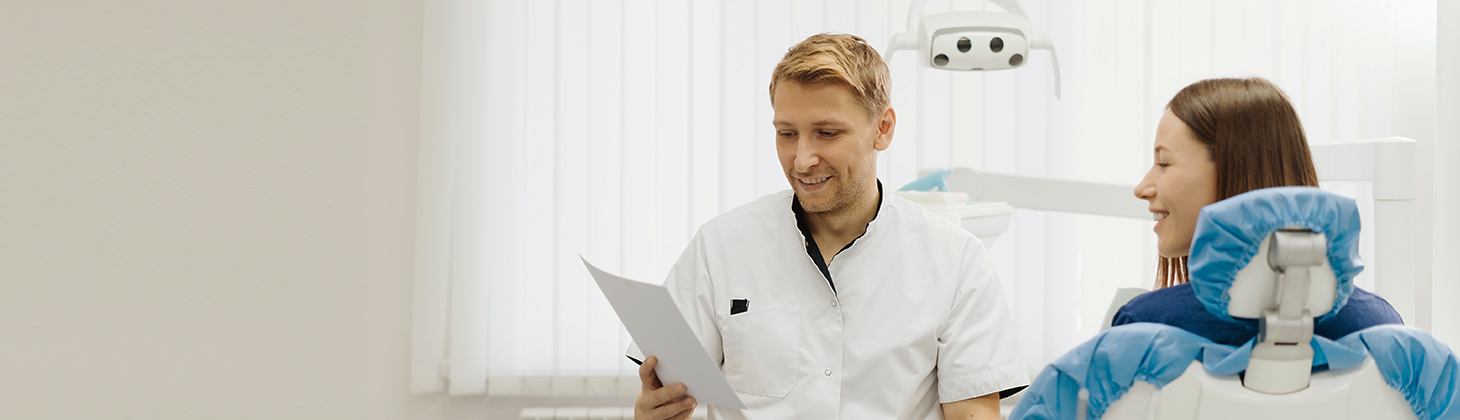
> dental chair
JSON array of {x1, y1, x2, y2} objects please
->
[{"x1": 1009, "y1": 187, "x2": 1459, "y2": 420}]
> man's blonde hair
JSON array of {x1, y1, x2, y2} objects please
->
[{"x1": 769, "y1": 33, "x2": 892, "y2": 120}]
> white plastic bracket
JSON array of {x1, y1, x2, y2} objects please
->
[{"x1": 1245, "y1": 228, "x2": 1324, "y2": 394}]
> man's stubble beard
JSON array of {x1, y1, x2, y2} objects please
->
[{"x1": 796, "y1": 168, "x2": 867, "y2": 218}]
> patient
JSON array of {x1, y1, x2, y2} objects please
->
[{"x1": 1111, "y1": 77, "x2": 1402, "y2": 346}]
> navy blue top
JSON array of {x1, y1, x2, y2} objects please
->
[
  {"x1": 792, "y1": 181, "x2": 882, "y2": 294},
  {"x1": 1112, "y1": 283, "x2": 1404, "y2": 347}
]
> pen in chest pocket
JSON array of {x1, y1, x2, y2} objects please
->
[{"x1": 730, "y1": 298, "x2": 749, "y2": 315}]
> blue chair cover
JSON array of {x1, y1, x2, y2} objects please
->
[
  {"x1": 1009, "y1": 324, "x2": 1458, "y2": 420},
  {"x1": 1011, "y1": 188, "x2": 1457, "y2": 420},
  {"x1": 1188, "y1": 187, "x2": 1362, "y2": 323}
]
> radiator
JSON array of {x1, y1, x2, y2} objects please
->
[
  {"x1": 519, "y1": 404, "x2": 1011, "y2": 419},
  {"x1": 518, "y1": 407, "x2": 706, "y2": 420}
]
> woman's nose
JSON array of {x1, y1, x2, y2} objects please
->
[{"x1": 1134, "y1": 169, "x2": 1157, "y2": 200}]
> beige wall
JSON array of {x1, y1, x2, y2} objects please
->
[
  {"x1": 1, "y1": 1, "x2": 634, "y2": 417},
  {"x1": 1, "y1": 0, "x2": 449, "y2": 418}
]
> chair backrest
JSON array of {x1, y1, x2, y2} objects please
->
[
  {"x1": 1012, "y1": 187, "x2": 1455, "y2": 420},
  {"x1": 1185, "y1": 187, "x2": 1361, "y2": 394},
  {"x1": 1101, "y1": 357, "x2": 1416, "y2": 420},
  {"x1": 1101, "y1": 187, "x2": 1417, "y2": 419}
]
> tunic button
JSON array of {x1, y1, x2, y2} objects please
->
[
  {"x1": 830, "y1": 300, "x2": 838, "y2": 307},
  {"x1": 824, "y1": 369, "x2": 832, "y2": 376}
]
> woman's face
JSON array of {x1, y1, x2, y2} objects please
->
[{"x1": 1135, "y1": 109, "x2": 1219, "y2": 258}]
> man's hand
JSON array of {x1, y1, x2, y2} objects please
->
[
  {"x1": 635, "y1": 356, "x2": 697, "y2": 420},
  {"x1": 941, "y1": 393, "x2": 1000, "y2": 420}
]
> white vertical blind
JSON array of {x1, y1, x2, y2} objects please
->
[
  {"x1": 411, "y1": 0, "x2": 1437, "y2": 395},
  {"x1": 1434, "y1": 0, "x2": 1460, "y2": 346}
]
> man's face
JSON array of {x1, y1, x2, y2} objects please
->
[{"x1": 771, "y1": 82, "x2": 892, "y2": 215}]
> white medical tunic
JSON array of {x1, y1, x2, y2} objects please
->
[{"x1": 630, "y1": 189, "x2": 1027, "y2": 419}]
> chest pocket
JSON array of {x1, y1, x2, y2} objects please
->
[{"x1": 719, "y1": 303, "x2": 803, "y2": 398}]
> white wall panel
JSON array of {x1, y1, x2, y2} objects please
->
[
  {"x1": 1272, "y1": 0, "x2": 1305, "y2": 104},
  {"x1": 584, "y1": 0, "x2": 628, "y2": 379},
  {"x1": 1243, "y1": 0, "x2": 1275, "y2": 76},
  {"x1": 1209, "y1": 0, "x2": 1246, "y2": 77},
  {"x1": 690, "y1": 0, "x2": 723, "y2": 230},
  {"x1": 948, "y1": 71, "x2": 985, "y2": 168},
  {"x1": 1299, "y1": 0, "x2": 1333, "y2": 145},
  {"x1": 1433, "y1": 0, "x2": 1459, "y2": 345},
  {"x1": 1329, "y1": 0, "x2": 1360, "y2": 142},
  {"x1": 520, "y1": 0, "x2": 558, "y2": 383},
  {"x1": 1357, "y1": 1, "x2": 1394, "y2": 138},
  {"x1": 824, "y1": 0, "x2": 858, "y2": 33},
  {"x1": 481, "y1": 0, "x2": 529, "y2": 395},
  {"x1": 481, "y1": 0, "x2": 529, "y2": 389},
  {"x1": 555, "y1": 0, "x2": 592, "y2": 390},
  {"x1": 720, "y1": 2, "x2": 759, "y2": 213},
  {"x1": 656, "y1": 0, "x2": 693, "y2": 276},
  {"x1": 792, "y1": 0, "x2": 824, "y2": 39},
  {"x1": 980, "y1": 74, "x2": 1018, "y2": 172},
  {"x1": 917, "y1": 69, "x2": 952, "y2": 173},
  {"x1": 621, "y1": 0, "x2": 660, "y2": 283},
  {"x1": 1387, "y1": 0, "x2": 1438, "y2": 329},
  {"x1": 581, "y1": 0, "x2": 627, "y2": 379}
]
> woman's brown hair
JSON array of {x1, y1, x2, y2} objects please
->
[{"x1": 1154, "y1": 77, "x2": 1321, "y2": 289}]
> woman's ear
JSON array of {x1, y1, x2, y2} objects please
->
[{"x1": 874, "y1": 107, "x2": 895, "y2": 151}]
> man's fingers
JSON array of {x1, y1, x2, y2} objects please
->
[
  {"x1": 634, "y1": 359, "x2": 693, "y2": 420},
  {"x1": 670, "y1": 402, "x2": 697, "y2": 420},
  {"x1": 639, "y1": 356, "x2": 659, "y2": 391},
  {"x1": 646, "y1": 395, "x2": 696, "y2": 420},
  {"x1": 656, "y1": 383, "x2": 686, "y2": 401},
  {"x1": 635, "y1": 382, "x2": 687, "y2": 419},
  {"x1": 646, "y1": 382, "x2": 686, "y2": 407}
]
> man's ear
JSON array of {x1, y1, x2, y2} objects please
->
[{"x1": 873, "y1": 107, "x2": 895, "y2": 152}]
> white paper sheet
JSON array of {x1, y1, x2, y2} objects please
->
[{"x1": 581, "y1": 256, "x2": 746, "y2": 409}]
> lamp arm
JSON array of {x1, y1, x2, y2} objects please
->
[{"x1": 1031, "y1": 32, "x2": 1061, "y2": 99}]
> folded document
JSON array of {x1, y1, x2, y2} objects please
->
[{"x1": 581, "y1": 256, "x2": 746, "y2": 409}]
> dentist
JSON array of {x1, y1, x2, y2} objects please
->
[{"x1": 629, "y1": 33, "x2": 1027, "y2": 420}]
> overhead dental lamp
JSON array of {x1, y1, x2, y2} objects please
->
[{"x1": 884, "y1": 0, "x2": 1061, "y2": 99}]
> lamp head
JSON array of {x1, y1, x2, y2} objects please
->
[
  {"x1": 921, "y1": 12, "x2": 1031, "y2": 71},
  {"x1": 884, "y1": 0, "x2": 1060, "y2": 98}
]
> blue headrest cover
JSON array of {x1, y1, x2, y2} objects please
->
[{"x1": 1189, "y1": 187, "x2": 1363, "y2": 323}]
